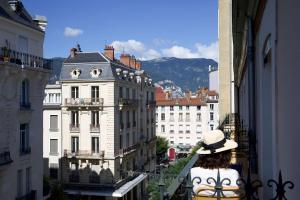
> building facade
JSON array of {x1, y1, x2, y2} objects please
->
[
  {"x1": 155, "y1": 88, "x2": 219, "y2": 155},
  {"x1": 43, "y1": 46, "x2": 156, "y2": 199},
  {"x1": 0, "y1": 1, "x2": 49, "y2": 199},
  {"x1": 218, "y1": 0, "x2": 300, "y2": 199}
]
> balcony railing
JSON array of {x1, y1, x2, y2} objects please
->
[
  {"x1": 65, "y1": 98, "x2": 104, "y2": 109},
  {"x1": 15, "y1": 190, "x2": 36, "y2": 200},
  {"x1": 89, "y1": 175, "x2": 100, "y2": 184},
  {"x1": 117, "y1": 143, "x2": 140, "y2": 157},
  {"x1": 70, "y1": 124, "x2": 80, "y2": 132},
  {"x1": 64, "y1": 150, "x2": 105, "y2": 159},
  {"x1": 0, "y1": 150, "x2": 12, "y2": 166},
  {"x1": 1, "y1": 47, "x2": 51, "y2": 70},
  {"x1": 90, "y1": 124, "x2": 100, "y2": 132},
  {"x1": 118, "y1": 98, "x2": 138, "y2": 110}
]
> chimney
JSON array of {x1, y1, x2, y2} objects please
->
[
  {"x1": 130, "y1": 56, "x2": 136, "y2": 68},
  {"x1": 104, "y1": 45, "x2": 114, "y2": 60},
  {"x1": 135, "y1": 60, "x2": 141, "y2": 70},
  {"x1": 120, "y1": 54, "x2": 131, "y2": 67},
  {"x1": 33, "y1": 15, "x2": 47, "y2": 32},
  {"x1": 8, "y1": 0, "x2": 22, "y2": 12},
  {"x1": 70, "y1": 48, "x2": 77, "y2": 58}
]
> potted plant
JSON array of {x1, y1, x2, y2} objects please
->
[{"x1": 2, "y1": 46, "x2": 10, "y2": 62}]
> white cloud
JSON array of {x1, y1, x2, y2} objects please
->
[
  {"x1": 64, "y1": 27, "x2": 83, "y2": 37},
  {"x1": 195, "y1": 41, "x2": 219, "y2": 61},
  {"x1": 161, "y1": 41, "x2": 219, "y2": 61},
  {"x1": 111, "y1": 40, "x2": 145, "y2": 54},
  {"x1": 141, "y1": 49, "x2": 161, "y2": 60}
]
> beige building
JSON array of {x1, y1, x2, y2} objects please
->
[
  {"x1": 0, "y1": 0, "x2": 49, "y2": 199},
  {"x1": 43, "y1": 46, "x2": 156, "y2": 199},
  {"x1": 219, "y1": 0, "x2": 300, "y2": 199}
]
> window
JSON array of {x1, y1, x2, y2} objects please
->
[
  {"x1": 26, "y1": 167, "x2": 31, "y2": 193},
  {"x1": 196, "y1": 125, "x2": 201, "y2": 133},
  {"x1": 210, "y1": 104, "x2": 214, "y2": 110},
  {"x1": 186, "y1": 106, "x2": 189, "y2": 111},
  {"x1": 151, "y1": 92, "x2": 154, "y2": 101},
  {"x1": 20, "y1": 124, "x2": 30, "y2": 154},
  {"x1": 91, "y1": 86, "x2": 99, "y2": 101},
  {"x1": 126, "y1": 88, "x2": 130, "y2": 99},
  {"x1": 50, "y1": 115, "x2": 58, "y2": 131},
  {"x1": 170, "y1": 113, "x2": 174, "y2": 121},
  {"x1": 210, "y1": 112, "x2": 214, "y2": 121},
  {"x1": 126, "y1": 111, "x2": 130, "y2": 128},
  {"x1": 161, "y1": 106, "x2": 165, "y2": 112},
  {"x1": 71, "y1": 111, "x2": 79, "y2": 126},
  {"x1": 50, "y1": 139, "x2": 58, "y2": 155},
  {"x1": 179, "y1": 113, "x2": 183, "y2": 121},
  {"x1": 197, "y1": 106, "x2": 201, "y2": 110},
  {"x1": 71, "y1": 137, "x2": 79, "y2": 153},
  {"x1": 119, "y1": 87, "x2": 123, "y2": 98},
  {"x1": 91, "y1": 137, "x2": 99, "y2": 153},
  {"x1": 186, "y1": 113, "x2": 190, "y2": 121},
  {"x1": 91, "y1": 111, "x2": 99, "y2": 126},
  {"x1": 132, "y1": 132, "x2": 136, "y2": 145},
  {"x1": 161, "y1": 125, "x2": 165, "y2": 133},
  {"x1": 132, "y1": 111, "x2": 136, "y2": 127},
  {"x1": 120, "y1": 134, "x2": 123, "y2": 149},
  {"x1": 17, "y1": 170, "x2": 23, "y2": 197},
  {"x1": 210, "y1": 125, "x2": 214, "y2": 130},
  {"x1": 179, "y1": 106, "x2": 183, "y2": 110},
  {"x1": 179, "y1": 125, "x2": 183, "y2": 133},
  {"x1": 50, "y1": 168, "x2": 58, "y2": 179},
  {"x1": 120, "y1": 111, "x2": 123, "y2": 129},
  {"x1": 71, "y1": 86, "x2": 79, "y2": 98},
  {"x1": 126, "y1": 133, "x2": 129, "y2": 147},
  {"x1": 170, "y1": 125, "x2": 174, "y2": 133},
  {"x1": 18, "y1": 36, "x2": 28, "y2": 54},
  {"x1": 20, "y1": 79, "x2": 30, "y2": 108},
  {"x1": 186, "y1": 125, "x2": 190, "y2": 133},
  {"x1": 196, "y1": 113, "x2": 201, "y2": 122},
  {"x1": 170, "y1": 141, "x2": 174, "y2": 144},
  {"x1": 170, "y1": 106, "x2": 174, "y2": 111},
  {"x1": 132, "y1": 89, "x2": 136, "y2": 99},
  {"x1": 161, "y1": 113, "x2": 165, "y2": 121}
]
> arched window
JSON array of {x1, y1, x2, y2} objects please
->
[{"x1": 20, "y1": 79, "x2": 30, "y2": 108}]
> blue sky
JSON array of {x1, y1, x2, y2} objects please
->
[{"x1": 23, "y1": 0, "x2": 218, "y2": 61}]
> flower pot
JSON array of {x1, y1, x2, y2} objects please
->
[{"x1": 3, "y1": 57, "x2": 9, "y2": 62}]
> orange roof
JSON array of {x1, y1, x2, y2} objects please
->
[
  {"x1": 207, "y1": 90, "x2": 219, "y2": 96},
  {"x1": 156, "y1": 97, "x2": 207, "y2": 106}
]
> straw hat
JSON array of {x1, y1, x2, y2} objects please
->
[{"x1": 196, "y1": 130, "x2": 238, "y2": 154}]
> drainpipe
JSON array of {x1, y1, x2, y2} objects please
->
[{"x1": 247, "y1": 17, "x2": 257, "y2": 173}]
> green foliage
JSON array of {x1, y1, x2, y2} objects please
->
[
  {"x1": 43, "y1": 176, "x2": 50, "y2": 196},
  {"x1": 189, "y1": 142, "x2": 202, "y2": 158},
  {"x1": 49, "y1": 183, "x2": 68, "y2": 200},
  {"x1": 156, "y1": 136, "x2": 169, "y2": 159},
  {"x1": 147, "y1": 179, "x2": 160, "y2": 200}
]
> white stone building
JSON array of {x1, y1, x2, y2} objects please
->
[
  {"x1": 155, "y1": 88, "x2": 219, "y2": 154},
  {"x1": 43, "y1": 46, "x2": 156, "y2": 199},
  {"x1": 0, "y1": 1, "x2": 49, "y2": 199}
]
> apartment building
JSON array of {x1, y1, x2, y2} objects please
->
[
  {"x1": 43, "y1": 46, "x2": 156, "y2": 199},
  {"x1": 0, "y1": 0, "x2": 49, "y2": 199},
  {"x1": 155, "y1": 88, "x2": 219, "y2": 152}
]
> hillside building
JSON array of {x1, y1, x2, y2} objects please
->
[
  {"x1": 43, "y1": 46, "x2": 156, "y2": 199},
  {"x1": 0, "y1": 0, "x2": 50, "y2": 199}
]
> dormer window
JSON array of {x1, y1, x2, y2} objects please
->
[
  {"x1": 90, "y1": 68, "x2": 101, "y2": 78},
  {"x1": 71, "y1": 69, "x2": 81, "y2": 78}
]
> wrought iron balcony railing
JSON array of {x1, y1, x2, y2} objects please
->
[
  {"x1": 90, "y1": 124, "x2": 100, "y2": 132},
  {"x1": 65, "y1": 98, "x2": 104, "y2": 109},
  {"x1": 1, "y1": 47, "x2": 51, "y2": 70},
  {"x1": 118, "y1": 98, "x2": 138, "y2": 110},
  {"x1": 0, "y1": 150, "x2": 12, "y2": 166},
  {"x1": 70, "y1": 124, "x2": 80, "y2": 132},
  {"x1": 64, "y1": 149, "x2": 105, "y2": 159}
]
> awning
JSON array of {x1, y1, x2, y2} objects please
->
[{"x1": 65, "y1": 173, "x2": 147, "y2": 197}]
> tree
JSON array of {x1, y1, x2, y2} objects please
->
[{"x1": 156, "y1": 136, "x2": 169, "y2": 162}]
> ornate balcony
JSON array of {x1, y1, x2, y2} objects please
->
[
  {"x1": 0, "y1": 150, "x2": 12, "y2": 166},
  {"x1": 64, "y1": 98, "x2": 104, "y2": 110},
  {"x1": 70, "y1": 124, "x2": 80, "y2": 132},
  {"x1": 64, "y1": 150, "x2": 105, "y2": 159},
  {"x1": 90, "y1": 124, "x2": 100, "y2": 132},
  {"x1": 0, "y1": 47, "x2": 52, "y2": 70},
  {"x1": 118, "y1": 98, "x2": 138, "y2": 110},
  {"x1": 116, "y1": 143, "x2": 140, "y2": 157}
]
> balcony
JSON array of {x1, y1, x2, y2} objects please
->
[
  {"x1": 64, "y1": 98, "x2": 104, "y2": 110},
  {"x1": 15, "y1": 190, "x2": 36, "y2": 200},
  {"x1": 90, "y1": 124, "x2": 100, "y2": 132},
  {"x1": 146, "y1": 100, "x2": 156, "y2": 109},
  {"x1": 118, "y1": 98, "x2": 138, "y2": 110},
  {"x1": 70, "y1": 124, "x2": 80, "y2": 132},
  {"x1": 64, "y1": 150, "x2": 105, "y2": 159},
  {"x1": 117, "y1": 143, "x2": 140, "y2": 157},
  {"x1": 1, "y1": 47, "x2": 51, "y2": 70},
  {"x1": 0, "y1": 150, "x2": 12, "y2": 166}
]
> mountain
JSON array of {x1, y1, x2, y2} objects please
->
[
  {"x1": 141, "y1": 57, "x2": 218, "y2": 92},
  {"x1": 48, "y1": 57, "x2": 217, "y2": 92}
]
